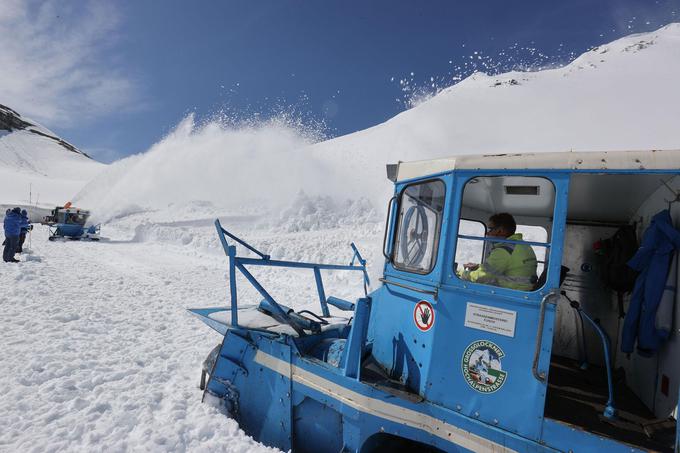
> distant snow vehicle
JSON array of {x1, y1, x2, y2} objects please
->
[
  {"x1": 44, "y1": 203, "x2": 100, "y2": 241},
  {"x1": 190, "y1": 149, "x2": 680, "y2": 452}
]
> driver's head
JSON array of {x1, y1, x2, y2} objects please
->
[{"x1": 487, "y1": 213, "x2": 516, "y2": 238}]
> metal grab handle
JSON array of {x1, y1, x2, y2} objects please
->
[
  {"x1": 379, "y1": 278, "x2": 438, "y2": 299},
  {"x1": 576, "y1": 306, "x2": 617, "y2": 419},
  {"x1": 562, "y1": 291, "x2": 618, "y2": 419},
  {"x1": 532, "y1": 290, "x2": 558, "y2": 382},
  {"x1": 382, "y1": 196, "x2": 397, "y2": 261}
]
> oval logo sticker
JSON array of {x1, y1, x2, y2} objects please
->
[
  {"x1": 413, "y1": 300, "x2": 435, "y2": 332},
  {"x1": 462, "y1": 340, "x2": 508, "y2": 393}
]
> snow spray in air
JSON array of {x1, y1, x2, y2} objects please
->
[{"x1": 73, "y1": 113, "x2": 336, "y2": 223}]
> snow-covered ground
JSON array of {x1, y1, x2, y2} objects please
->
[
  {"x1": 0, "y1": 207, "x2": 382, "y2": 452},
  {"x1": 2, "y1": 23, "x2": 680, "y2": 452}
]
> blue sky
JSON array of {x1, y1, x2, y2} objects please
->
[{"x1": 1, "y1": 0, "x2": 678, "y2": 162}]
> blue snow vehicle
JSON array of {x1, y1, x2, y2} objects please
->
[
  {"x1": 191, "y1": 149, "x2": 680, "y2": 452},
  {"x1": 44, "y1": 205, "x2": 100, "y2": 241}
]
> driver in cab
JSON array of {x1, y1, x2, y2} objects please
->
[{"x1": 459, "y1": 213, "x2": 538, "y2": 291}]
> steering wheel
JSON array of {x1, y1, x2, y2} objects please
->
[{"x1": 400, "y1": 205, "x2": 429, "y2": 266}]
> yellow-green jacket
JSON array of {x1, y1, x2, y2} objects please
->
[{"x1": 462, "y1": 233, "x2": 538, "y2": 291}]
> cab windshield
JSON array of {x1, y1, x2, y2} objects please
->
[{"x1": 392, "y1": 179, "x2": 446, "y2": 274}]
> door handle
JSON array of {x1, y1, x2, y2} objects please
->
[{"x1": 532, "y1": 290, "x2": 559, "y2": 382}]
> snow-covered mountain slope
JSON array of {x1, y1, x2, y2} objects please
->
[
  {"x1": 0, "y1": 104, "x2": 105, "y2": 207},
  {"x1": 75, "y1": 24, "x2": 680, "y2": 220},
  {"x1": 311, "y1": 23, "x2": 680, "y2": 202}
]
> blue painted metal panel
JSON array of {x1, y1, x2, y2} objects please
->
[
  {"x1": 293, "y1": 398, "x2": 343, "y2": 453},
  {"x1": 423, "y1": 287, "x2": 555, "y2": 440},
  {"x1": 367, "y1": 284, "x2": 437, "y2": 393},
  {"x1": 242, "y1": 336, "x2": 292, "y2": 450},
  {"x1": 55, "y1": 224, "x2": 85, "y2": 237},
  {"x1": 341, "y1": 297, "x2": 370, "y2": 378},
  {"x1": 288, "y1": 356, "x2": 550, "y2": 453},
  {"x1": 205, "y1": 331, "x2": 293, "y2": 451}
]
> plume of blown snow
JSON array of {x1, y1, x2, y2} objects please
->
[{"x1": 74, "y1": 114, "x2": 332, "y2": 223}]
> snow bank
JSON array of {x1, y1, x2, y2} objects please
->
[{"x1": 267, "y1": 191, "x2": 377, "y2": 233}]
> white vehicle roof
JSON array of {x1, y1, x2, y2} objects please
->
[{"x1": 395, "y1": 149, "x2": 680, "y2": 182}]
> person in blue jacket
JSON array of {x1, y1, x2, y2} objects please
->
[
  {"x1": 621, "y1": 209, "x2": 680, "y2": 356},
  {"x1": 3, "y1": 207, "x2": 23, "y2": 263},
  {"x1": 17, "y1": 209, "x2": 31, "y2": 253}
]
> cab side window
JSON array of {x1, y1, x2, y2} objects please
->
[
  {"x1": 515, "y1": 224, "x2": 548, "y2": 277},
  {"x1": 455, "y1": 219, "x2": 486, "y2": 268},
  {"x1": 454, "y1": 176, "x2": 554, "y2": 292},
  {"x1": 392, "y1": 180, "x2": 446, "y2": 274}
]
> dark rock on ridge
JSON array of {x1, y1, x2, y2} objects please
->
[{"x1": 0, "y1": 103, "x2": 91, "y2": 159}]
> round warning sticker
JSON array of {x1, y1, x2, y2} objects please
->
[
  {"x1": 413, "y1": 300, "x2": 435, "y2": 332},
  {"x1": 462, "y1": 340, "x2": 508, "y2": 393}
]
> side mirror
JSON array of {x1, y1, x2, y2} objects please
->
[{"x1": 386, "y1": 164, "x2": 398, "y2": 182}]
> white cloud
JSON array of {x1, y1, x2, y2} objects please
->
[{"x1": 0, "y1": 0, "x2": 140, "y2": 127}]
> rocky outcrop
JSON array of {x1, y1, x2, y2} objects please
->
[
  {"x1": 0, "y1": 104, "x2": 32, "y2": 130},
  {"x1": 0, "y1": 103, "x2": 91, "y2": 159}
]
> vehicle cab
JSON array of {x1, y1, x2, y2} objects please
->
[{"x1": 370, "y1": 149, "x2": 679, "y2": 452}]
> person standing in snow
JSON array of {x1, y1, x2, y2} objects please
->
[
  {"x1": 3, "y1": 207, "x2": 23, "y2": 263},
  {"x1": 17, "y1": 209, "x2": 31, "y2": 253}
]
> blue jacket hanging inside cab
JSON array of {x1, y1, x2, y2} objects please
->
[{"x1": 622, "y1": 209, "x2": 680, "y2": 356}]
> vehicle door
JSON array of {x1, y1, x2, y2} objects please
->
[
  {"x1": 368, "y1": 175, "x2": 452, "y2": 394},
  {"x1": 430, "y1": 172, "x2": 569, "y2": 442}
]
